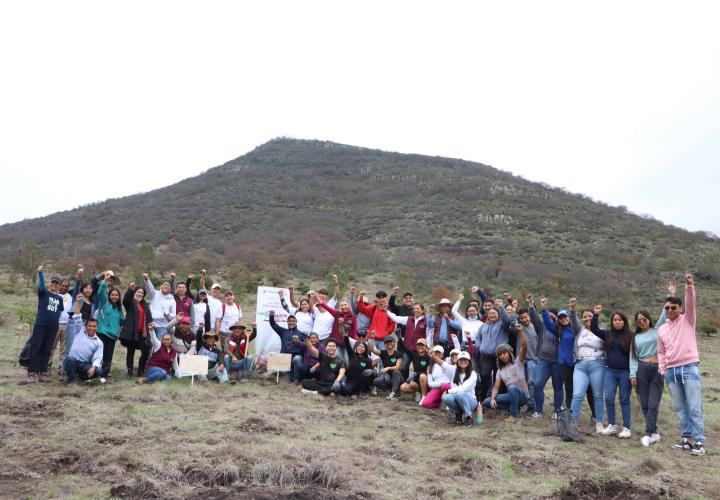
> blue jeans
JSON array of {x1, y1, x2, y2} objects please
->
[
  {"x1": 146, "y1": 366, "x2": 172, "y2": 383},
  {"x1": 64, "y1": 356, "x2": 104, "y2": 383},
  {"x1": 534, "y1": 359, "x2": 563, "y2": 415},
  {"x1": 291, "y1": 354, "x2": 309, "y2": 382},
  {"x1": 223, "y1": 354, "x2": 254, "y2": 373},
  {"x1": 484, "y1": 384, "x2": 528, "y2": 417},
  {"x1": 444, "y1": 392, "x2": 478, "y2": 417},
  {"x1": 154, "y1": 326, "x2": 168, "y2": 342},
  {"x1": 571, "y1": 359, "x2": 605, "y2": 423},
  {"x1": 524, "y1": 360, "x2": 538, "y2": 410},
  {"x1": 604, "y1": 367, "x2": 631, "y2": 427},
  {"x1": 666, "y1": 363, "x2": 705, "y2": 442}
]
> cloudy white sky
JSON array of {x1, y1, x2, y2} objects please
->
[{"x1": 1, "y1": 1, "x2": 719, "y2": 235}]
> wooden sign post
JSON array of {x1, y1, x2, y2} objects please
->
[
  {"x1": 266, "y1": 353, "x2": 292, "y2": 384},
  {"x1": 179, "y1": 354, "x2": 209, "y2": 386}
]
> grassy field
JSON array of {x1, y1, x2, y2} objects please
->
[{"x1": 1, "y1": 287, "x2": 718, "y2": 499}]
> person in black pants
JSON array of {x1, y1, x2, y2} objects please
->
[
  {"x1": 118, "y1": 282, "x2": 153, "y2": 378},
  {"x1": 341, "y1": 331, "x2": 373, "y2": 398},
  {"x1": 27, "y1": 265, "x2": 65, "y2": 384},
  {"x1": 301, "y1": 338, "x2": 346, "y2": 396}
]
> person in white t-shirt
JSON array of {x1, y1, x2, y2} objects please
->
[
  {"x1": 215, "y1": 290, "x2": 242, "y2": 351},
  {"x1": 310, "y1": 276, "x2": 340, "y2": 342}
]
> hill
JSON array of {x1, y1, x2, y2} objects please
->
[{"x1": 1, "y1": 138, "x2": 719, "y2": 315}]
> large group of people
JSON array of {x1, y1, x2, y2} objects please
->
[{"x1": 24, "y1": 265, "x2": 707, "y2": 456}]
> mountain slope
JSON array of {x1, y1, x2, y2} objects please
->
[{"x1": 1, "y1": 138, "x2": 719, "y2": 311}]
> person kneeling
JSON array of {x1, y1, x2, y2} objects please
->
[
  {"x1": 64, "y1": 294, "x2": 105, "y2": 384},
  {"x1": 223, "y1": 322, "x2": 256, "y2": 382},
  {"x1": 485, "y1": 325, "x2": 529, "y2": 422},
  {"x1": 301, "y1": 338, "x2": 346, "y2": 396},
  {"x1": 138, "y1": 324, "x2": 178, "y2": 384},
  {"x1": 369, "y1": 334, "x2": 403, "y2": 400},
  {"x1": 443, "y1": 351, "x2": 477, "y2": 427}
]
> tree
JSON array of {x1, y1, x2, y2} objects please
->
[{"x1": 10, "y1": 242, "x2": 44, "y2": 287}]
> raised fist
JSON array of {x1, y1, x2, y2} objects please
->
[
  {"x1": 593, "y1": 304, "x2": 603, "y2": 315},
  {"x1": 471, "y1": 286, "x2": 479, "y2": 293},
  {"x1": 540, "y1": 297, "x2": 548, "y2": 309},
  {"x1": 393, "y1": 286, "x2": 400, "y2": 295},
  {"x1": 684, "y1": 273, "x2": 694, "y2": 286},
  {"x1": 201, "y1": 269, "x2": 207, "y2": 275},
  {"x1": 169, "y1": 272, "x2": 176, "y2": 279},
  {"x1": 142, "y1": 273, "x2": 149, "y2": 280},
  {"x1": 458, "y1": 293, "x2": 465, "y2": 301},
  {"x1": 37, "y1": 264, "x2": 44, "y2": 272},
  {"x1": 129, "y1": 281, "x2": 136, "y2": 289},
  {"x1": 332, "y1": 274, "x2": 338, "y2": 284}
]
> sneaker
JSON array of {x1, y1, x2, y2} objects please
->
[
  {"x1": 601, "y1": 424, "x2": 617, "y2": 436},
  {"x1": 414, "y1": 391, "x2": 422, "y2": 403},
  {"x1": 463, "y1": 416, "x2": 474, "y2": 427},
  {"x1": 99, "y1": 377, "x2": 107, "y2": 385},
  {"x1": 618, "y1": 427, "x2": 632, "y2": 439},
  {"x1": 525, "y1": 407, "x2": 536, "y2": 416},
  {"x1": 590, "y1": 416, "x2": 598, "y2": 424},
  {"x1": 673, "y1": 438, "x2": 692, "y2": 450},
  {"x1": 641, "y1": 435, "x2": 652, "y2": 447},
  {"x1": 39, "y1": 372, "x2": 51, "y2": 383},
  {"x1": 136, "y1": 377, "x2": 147, "y2": 385},
  {"x1": 551, "y1": 412, "x2": 558, "y2": 420},
  {"x1": 691, "y1": 442, "x2": 705, "y2": 456},
  {"x1": 387, "y1": 392, "x2": 397, "y2": 401},
  {"x1": 418, "y1": 397, "x2": 425, "y2": 407},
  {"x1": 650, "y1": 433, "x2": 661, "y2": 444},
  {"x1": 27, "y1": 372, "x2": 38, "y2": 384},
  {"x1": 370, "y1": 386, "x2": 378, "y2": 396},
  {"x1": 454, "y1": 412, "x2": 463, "y2": 425},
  {"x1": 126, "y1": 369, "x2": 134, "y2": 379},
  {"x1": 596, "y1": 422, "x2": 604, "y2": 434},
  {"x1": 531, "y1": 412, "x2": 544, "y2": 419},
  {"x1": 301, "y1": 388, "x2": 318, "y2": 395}
]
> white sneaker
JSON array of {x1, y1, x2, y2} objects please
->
[
  {"x1": 418, "y1": 397, "x2": 425, "y2": 406},
  {"x1": 531, "y1": 412, "x2": 544, "y2": 419},
  {"x1": 650, "y1": 433, "x2": 661, "y2": 444},
  {"x1": 387, "y1": 392, "x2": 397, "y2": 400},
  {"x1": 370, "y1": 387, "x2": 378, "y2": 396},
  {"x1": 99, "y1": 377, "x2": 107, "y2": 385},
  {"x1": 601, "y1": 424, "x2": 617, "y2": 436},
  {"x1": 414, "y1": 391, "x2": 422, "y2": 403},
  {"x1": 618, "y1": 427, "x2": 632, "y2": 439},
  {"x1": 551, "y1": 412, "x2": 558, "y2": 420},
  {"x1": 641, "y1": 435, "x2": 652, "y2": 447},
  {"x1": 301, "y1": 388, "x2": 318, "y2": 395},
  {"x1": 596, "y1": 422, "x2": 604, "y2": 434}
]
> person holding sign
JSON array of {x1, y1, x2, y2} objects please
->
[
  {"x1": 224, "y1": 322, "x2": 256, "y2": 381},
  {"x1": 138, "y1": 323, "x2": 179, "y2": 384},
  {"x1": 300, "y1": 338, "x2": 346, "y2": 396},
  {"x1": 269, "y1": 310, "x2": 306, "y2": 382},
  {"x1": 193, "y1": 328, "x2": 228, "y2": 383}
]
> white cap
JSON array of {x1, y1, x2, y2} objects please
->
[
  {"x1": 457, "y1": 351, "x2": 471, "y2": 361},
  {"x1": 211, "y1": 283, "x2": 221, "y2": 289},
  {"x1": 431, "y1": 345, "x2": 444, "y2": 354},
  {"x1": 449, "y1": 348, "x2": 461, "y2": 356}
]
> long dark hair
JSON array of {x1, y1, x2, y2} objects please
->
[
  {"x1": 354, "y1": 339, "x2": 369, "y2": 359},
  {"x1": 453, "y1": 359, "x2": 472, "y2": 386},
  {"x1": 107, "y1": 287, "x2": 122, "y2": 311},
  {"x1": 631, "y1": 310, "x2": 654, "y2": 358},
  {"x1": 606, "y1": 311, "x2": 633, "y2": 355}
]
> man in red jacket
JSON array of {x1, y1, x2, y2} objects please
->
[{"x1": 356, "y1": 290, "x2": 396, "y2": 351}]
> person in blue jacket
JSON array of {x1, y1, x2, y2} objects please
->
[
  {"x1": 268, "y1": 310, "x2": 307, "y2": 382},
  {"x1": 27, "y1": 264, "x2": 65, "y2": 384},
  {"x1": 541, "y1": 301, "x2": 577, "y2": 412}
]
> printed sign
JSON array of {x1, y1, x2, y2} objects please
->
[
  {"x1": 255, "y1": 286, "x2": 287, "y2": 355},
  {"x1": 178, "y1": 354, "x2": 209, "y2": 376},
  {"x1": 266, "y1": 353, "x2": 292, "y2": 373}
]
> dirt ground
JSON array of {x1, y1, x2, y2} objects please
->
[{"x1": 1, "y1": 289, "x2": 718, "y2": 499}]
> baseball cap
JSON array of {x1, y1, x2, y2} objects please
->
[
  {"x1": 197, "y1": 288, "x2": 208, "y2": 295},
  {"x1": 416, "y1": 338, "x2": 427, "y2": 346},
  {"x1": 431, "y1": 345, "x2": 444, "y2": 354},
  {"x1": 211, "y1": 283, "x2": 221, "y2": 290},
  {"x1": 180, "y1": 316, "x2": 192, "y2": 325},
  {"x1": 557, "y1": 309, "x2": 570, "y2": 318},
  {"x1": 224, "y1": 290, "x2": 233, "y2": 296},
  {"x1": 449, "y1": 348, "x2": 461, "y2": 357},
  {"x1": 383, "y1": 335, "x2": 397, "y2": 344},
  {"x1": 457, "y1": 351, "x2": 471, "y2": 362},
  {"x1": 50, "y1": 276, "x2": 62, "y2": 283}
]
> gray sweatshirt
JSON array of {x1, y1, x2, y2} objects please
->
[{"x1": 531, "y1": 306, "x2": 558, "y2": 362}]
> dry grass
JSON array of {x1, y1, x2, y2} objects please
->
[{"x1": 0, "y1": 286, "x2": 718, "y2": 499}]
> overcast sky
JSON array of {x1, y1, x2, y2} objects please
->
[{"x1": 1, "y1": 1, "x2": 719, "y2": 235}]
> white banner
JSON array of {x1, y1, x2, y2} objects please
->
[{"x1": 255, "y1": 286, "x2": 288, "y2": 355}]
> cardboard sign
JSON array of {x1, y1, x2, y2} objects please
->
[
  {"x1": 178, "y1": 354, "x2": 209, "y2": 376},
  {"x1": 266, "y1": 352, "x2": 292, "y2": 373}
]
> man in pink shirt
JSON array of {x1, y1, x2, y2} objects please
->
[{"x1": 657, "y1": 274, "x2": 705, "y2": 456}]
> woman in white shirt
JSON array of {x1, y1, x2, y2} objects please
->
[{"x1": 441, "y1": 351, "x2": 478, "y2": 427}]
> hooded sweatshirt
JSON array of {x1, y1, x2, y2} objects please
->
[
  {"x1": 657, "y1": 284, "x2": 698, "y2": 376},
  {"x1": 144, "y1": 278, "x2": 176, "y2": 327},
  {"x1": 473, "y1": 307, "x2": 513, "y2": 357},
  {"x1": 542, "y1": 311, "x2": 575, "y2": 367}
]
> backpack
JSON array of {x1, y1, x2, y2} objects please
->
[
  {"x1": 555, "y1": 408, "x2": 582, "y2": 442},
  {"x1": 221, "y1": 303, "x2": 241, "y2": 321}
]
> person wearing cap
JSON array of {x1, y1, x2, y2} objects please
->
[
  {"x1": 384, "y1": 302, "x2": 428, "y2": 380},
  {"x1": 486, "y1": 326, "x2": 530, "y2": 422},
  {"x1": 215, "y1": 290, "x2": 243, "y2": 353},
  {"x1": 26, "y1": 265, "x2": 65, "y2": 384},
  {"x1": 530, "y1": 296, "x2": 563, "y2": 420},
  {"x1": 368, "y1": 334, "x2": 403, "y2": 400},
  {"x1": 427, "y1": 298, "x2": 461, "y2": 357},
  {"x1": 422, "y1": 345, "x2": 452, "y2": 409},
  {"x1": 442, "y1": 351, "x2": 478, "y2": 427},
  {"x1": 223, "y1": 321, "x2": 257, "y2": 381},
  {"x1": 192, "y1": 327, "x2": 228, "y2": 383},
  {"x1": 119, "y1": 281, "x2": 154, "y2": 378},
  {"x1": 355, "y1": 290, "x2": 396, "y2": 349},
  {"x1": 341, "y1": 329, "x2": 373, "y2": 398},
  {"x1": 165, "y1": 312, "x2": 197, "y2": 354},
  {"x1": 388, "y1": 287, "x2": 414, "y2": 337},
  {"x1": 64, "y1": 295, "x2": 105, "y2": 384},
  {"x1": 268, "y1": 310, "x2": 307, "y2": 382},
  {"x1": 446, "y1": 348, "x2": 461, "y2": 365},
  {"x1": 397, "y1": 336, "x2": 431, "y2": 403},
  {"x1": 301, "y1": 338, "x2": 346, "y2": 396},
  {"x1": 541, "y1": 300, "x2": 578, "y2": 413},
  {"x1": 95, "y1": 275, "x2": 125, "y2": 377},
  {"x1": 143, "y1": 273, "x2": 177, "y2": 341},
  {"x1": 139, "y1": 324, "x2": 179, "y2": 384},
  {"x1": 198, "y1": 269, "x2": 224, "y2": 334}
]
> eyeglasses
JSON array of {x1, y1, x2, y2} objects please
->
[{"x1": 664, "y1": 306, "x2": 678, "y2": 311}]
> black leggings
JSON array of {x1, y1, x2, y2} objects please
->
[
  {"x1": 125, "y1": 342, "x2": 150, "y2": 374},
  {"x1": 302, "y1": 379, "x2": 335, "y2": 395},
  {"x1": 97, "y1": 332, "x2": 117, "y2": 375},
  {"x1": 343, "y1": 372, "x2": 372, "y2": 396},
  {"x1": 561, "y1": 364, "x2": 596, "y2": 416}
]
